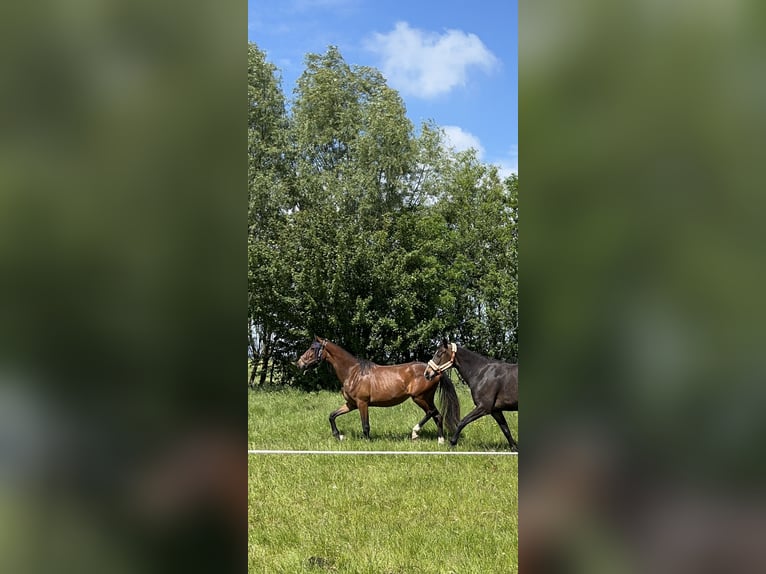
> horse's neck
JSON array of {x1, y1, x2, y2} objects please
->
[
  {"x1": 455, "y1": 347, "x2": 483, "y2": 384},
  {"x1": 324, "y1": 343, "x2": 359, "y2": 382}
]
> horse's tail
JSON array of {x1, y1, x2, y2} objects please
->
[{"x1": 437, "y1": 373, "x2": 460, "y2": 435}]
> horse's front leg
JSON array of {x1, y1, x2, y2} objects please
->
[
  {"x1": 358, "y1": 401, "x2": 370, "y2": 439},
  {"x1": 450, "y1": 405, "x2": 490, "y2": 447},
  {"x1": 329, "y1": 402, "x2": 356, "y2": 441}
]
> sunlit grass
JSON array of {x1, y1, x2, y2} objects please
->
[
  {"x1": 248, "y1": 384, "x2": 518, "y2": 451},
  {"x1": 249, "y1": 455, "x2": 518, "y2": 573},
  {"x1": 248, "y1": 384, "x2": 518, "y2": 573}
]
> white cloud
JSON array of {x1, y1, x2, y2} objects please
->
[
  {"x1": 494, "y1": 145, "x2": 518, "y2": 178},
  {"x1": 365, "y1": 21, "x2": 498, "y2": 99},
  {"x1": 442, "y1": 125, "x2": 485, "y2": 157},
  {"x1": 441, "y1": 128, "x2": 517, "y2": 177},
  {"x1": 495, "y1": 161, "x2": 518, "y2": 179}
]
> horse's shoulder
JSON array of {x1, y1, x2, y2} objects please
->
[{"x1": 482, "y1": 361, "x2": 516, "y2": 382}]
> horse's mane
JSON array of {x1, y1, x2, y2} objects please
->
[
  {"x1": 357, "y1": 358, "x2": 376, "y2": 375},
  {"x1": 325, "y1": 340, "x2": 377, "y2": 375},
  {"x1": 458, "y1": 344, "x2": 511, "y2": 365}
]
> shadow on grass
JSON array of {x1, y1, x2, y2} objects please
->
[
  {"x1": 334, "y1": 425, "x2": 452, "y2": 441},
  {"x1": 305, "y1": 555, "x2": 337, "y2": 571},
  {"x1": 463, "y1": 437, "x2": 517, "y2": 451}
]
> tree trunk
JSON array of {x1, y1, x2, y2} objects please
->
[
  {"x1": 258, "y1": 340, "x2": 271, "y2": 386},
  {"x1": 247, "y1": 321, "x2": 259, "y2": 388},
  {"x1": 248, "y1": 362, "x2": 258, "y2": 388}
]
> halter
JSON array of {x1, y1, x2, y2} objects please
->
[
  {"x1": 427, "y1": 342, "x2": 457, "y2": 373},
  {"x1": 311, "y1": 339, "x2": 327, "y2": 363}
]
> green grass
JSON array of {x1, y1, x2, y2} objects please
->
[
  {"x1": 248, "y1": 384, "x2": 518, "y2": 573},
  {"x1": 248, "y1": 384, "x2": 518, "y2": 451},
  {"x1": 249, "y1": 455, "x2": 518, "y2": 573}
]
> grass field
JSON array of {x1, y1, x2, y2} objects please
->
[
  {"x1": 248, "y1": 383, "x2": 518, "y2": 451},
  {"x1": 248, "y1": 384, "x2": 518, "y2": 573}
]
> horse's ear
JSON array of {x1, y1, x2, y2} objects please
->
[{"x1": 314, "y1": 334, "x2": 320, "y2": 341}]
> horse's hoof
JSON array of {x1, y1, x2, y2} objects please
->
[{"x1": 411, "y1": 432, "x2": 419, "y2": 440}]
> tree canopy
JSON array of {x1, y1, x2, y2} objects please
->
[{"x1": 248, "y1": 42, "x2": 517, "y2": 389}]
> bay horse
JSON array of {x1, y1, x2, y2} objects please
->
[
  {"x1": 424, "y1": 339, "x2": 518, "y2": 450},
  {"x1": 297, "y1": 337, "x2": 460, "y2": 443}
]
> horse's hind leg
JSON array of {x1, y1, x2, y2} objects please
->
[
  {"x1": 358, "y1": 401, "x2": 371, "y2": 440},
  {"x1": 329, "y1": 403, "x2": 356, "y2": 441},
  {"x1": 411, "y1": 409, "x2": 433, "y2": 440},
  {"x1": 411, "y1": 396, "x2": 443, "y2": 444},
  {"x1": 491, "y1": 411, "x2": 518, "y2": 451}
]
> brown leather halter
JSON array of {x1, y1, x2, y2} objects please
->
[{"x1": 427, "y1": 342, "x2": 457, "y2": 374}]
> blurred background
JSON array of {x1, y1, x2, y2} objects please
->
[
  {"x1": 0, "y1": 1, "x2": 245, "y2": 573},
  {"x1": 521, "y1": 1, "x2": 766, "y2": 572}
]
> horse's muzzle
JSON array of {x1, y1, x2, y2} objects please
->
[{"x1": 297, "y1": 359, "x2": 319, "y2": 373}]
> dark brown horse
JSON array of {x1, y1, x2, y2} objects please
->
[
  {"x1": 297, "y1": 337, "x2": 460, "y2": 443},
  {"x1": 424, "y1": 339, "x2": 518, "y2": 450}
]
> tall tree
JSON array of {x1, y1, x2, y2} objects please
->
[
  {"x1": 248, "y1": 44, "x2": 519, "y2": 388},
  {"x1": 247, "y1": 43, "x2": 294, "y2": 385},
  {"x1": 434, "y1": 151, "x2": 519, "y2": 361},
  {"x1": 288, "y1": 46, "x2": 422, "y2": 368}
]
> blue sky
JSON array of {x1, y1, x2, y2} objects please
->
[{"x1": 249, "y1": 0, "x2": 518, "y2": 176}]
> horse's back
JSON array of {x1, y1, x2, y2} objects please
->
[{"x1": 378, "y1": 360, "x2": 426, "y2": 373}]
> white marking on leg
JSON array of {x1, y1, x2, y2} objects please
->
[
  {"x1": 438, "y1": 437, "x2": 445, "y2": 445},
  {"x1": 338, "y1": 434, "x2": 345, "y2": 441},
  {"x1": 411, "y1": 424, "x2": 421, "y2": 440}
]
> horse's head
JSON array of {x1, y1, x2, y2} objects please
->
[
  {"x1": 424, "y1": 338, "x2": 457, "y2": 380},
  {"x1": 296, "y1": 337, "x2": 327, "y2": 372}
]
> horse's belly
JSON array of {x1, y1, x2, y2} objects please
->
[
  {"x1": 368, "y1": 376, "x2": 409, "y2": 406},
  {"x1": 495, "y1": 394, "x2": 518, "y2": 411},
  {"x1": 496, "y1": 401, "x2": 518, "y2": 411},
  {"x1": 370, "y1": 396, "x2": 408, "y2": 408}
]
